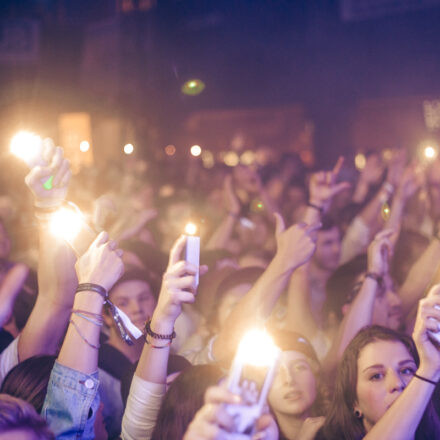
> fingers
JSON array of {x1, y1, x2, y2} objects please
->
[
  {"x1": 168, "y1": 235, "x2": 187, "y2": 267},
  {"x1": 274, "y1": 212, "x2": 285, "y2": 236},
  {"x1": 427, "y1": 284, "x2": 440, "y2": 299},
  {"x1": 332, "y1": 156, "x2": 345, "y2": 179},
  {"x1": 42, "y1": 138, "x2": 56, "y2": 163},
  {"x1": 115, "y1": 249, "x2": 124, "y2": 258},
  {"x1": 205, "y1": 385, "x2": 241, "y2": 405},
  {"x1": 52, "y1": 158, "x2": 71, "y2": 187}
]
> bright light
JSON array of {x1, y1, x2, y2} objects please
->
[
  {"x1": 424, "y1": 145, "x2": 438, "y2": 160},
  {"x1": 10, "y1": 131, "x2": 43, "y2": 167},
  {"x1": 355, "y1": 153, "x2": 366, "y2": 170},
  {"x1": 382, "y1": 149, "x2": 393, "y2": 162},
  {"x1": 49, "y1": 208, "x2": 83, "y2": 242},
  {"x1": 224, "y1": 151, "x2": 240, "y2": 167},
  {"x1": 79, "y1": 141, "x2": 90, "y2": 152},
  {"x1": 124, "y1": 143, "x2": 134, "y2": 155},
  {"x1": 236, "y1": 329, "x2": 279, "y2": 367},
  {"x1": 184, "y1": 222, "x2": 198, "y2": 236},
  {"x1": 240, "y1": 150, "x2": 255, "y2": 166},
  {"x1": 181, "y1": 79, "x2": 206, "y2": 96},
  {"x1": 190, "y1": 145, "x2": 202, "y2": 157}
]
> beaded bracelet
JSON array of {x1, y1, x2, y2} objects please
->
[
  {"x1": 144, "y1": 320, "x2": 176, "y2": 341},
  {"x1": 145, "y1": 334, "x2": 172, "y2": 349}
]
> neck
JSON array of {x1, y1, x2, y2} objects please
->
[
  {"x1": 275, "y1": 412, "x2": 308, "y2": 440},
  {"x1": 309, "y1": 261, "x2": 332, "y2": 284},
  {"x1": 107, "y1": 328, "x2": 143, "y2": 363}
]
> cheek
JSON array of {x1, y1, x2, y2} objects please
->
[
  {"x1": 357, "y1": 382, "x2": 386, "y2": 420},
  {"x1": 300, "y1": 373, "x2": 317, "y2": 403}
]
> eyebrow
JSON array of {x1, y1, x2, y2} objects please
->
[{"x1": 362, "y1": 359, "x2": 416, "y2": 373}]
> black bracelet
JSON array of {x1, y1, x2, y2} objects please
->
[
  {"x1": 76, "y1": 283, "x2": 107, "y2": 300},
  {"x1": 144, "y1": 320, "x2": 176, "y2": 341},
  {"x1": 413, "y1": 373, "x2": 438, "y2": 386},
  {"x1": 307, "y1": 202, "x2": 324, "y2": 214},
  {"x1": 365, "y1": 272, "x2": 384, "y2": 288}
]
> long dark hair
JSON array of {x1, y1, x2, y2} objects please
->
[
  {"x1": 150, "y1": 364, "x2": 224, "y2": 440},
  {"x1": 0, "y1": 355, "x2": 56, "y2": 414},
  {"x1": 318, "y1": 325, "x2": 440, "y2": 440}
]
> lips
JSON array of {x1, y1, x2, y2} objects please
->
[{"x1": 284, "y1": 390, "x2": 302, "y2": 401}]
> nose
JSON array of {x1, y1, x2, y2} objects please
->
[
  {"x1": 386, "y1": 369, "x2": 405, "y2": 393},
  {"x1": 129, "y1": 299, "x2": 143, "y2": 316},
  {"x1": 280, "y1": 364, "x2": 297, "y2": 386}
]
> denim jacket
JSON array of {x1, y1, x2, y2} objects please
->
[{"x1": 42, "y1": 361, "x2": 100, "y2": 440}]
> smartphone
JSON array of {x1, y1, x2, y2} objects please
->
[{"x1": 185, "y1": 235, "x2": 200, "y2": 286}]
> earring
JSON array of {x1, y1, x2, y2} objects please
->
[{"x1": 354, "y1": 409, "x2": 362, "y2": 419}]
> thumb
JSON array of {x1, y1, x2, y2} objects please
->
[{"x1": 274, "y1": 212, "x2": 285, "y2": 237}]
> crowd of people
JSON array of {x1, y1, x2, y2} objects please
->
[{"x1": 1, "y1": 138, "x2": 440, "y2": 440}]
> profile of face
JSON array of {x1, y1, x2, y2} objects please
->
[
  {"x1": 0, "y1": 222, "x2": 11, "y2": 259},
  {"x1": 216, "y1": 283, "x2": 252, "y2": 330},
  {"x1": 313, "y1": 227, "x2": 341, "y2": 272},
  {"x1": 354, "y1": 340, "x2": 417, "y2": 432},
  {"x1": 108, "y1": 280, "x2": 156, "y2": 330},
  {"x1": 268, "y1": 351, "x2": 317, "y2": 418}
]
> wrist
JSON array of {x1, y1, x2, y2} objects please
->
[
  {"x1": 415, "y1": 367, "x2": 440, "y2": 383},
  {"x1": 150, "y1": 315, "x2": 176, "y2": 335}
]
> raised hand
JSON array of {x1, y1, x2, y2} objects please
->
[
  {"x1": 309, "y1": 157, "x2": 350, "y2": 213},
  {"x1": 25, "y1": 140, "x2": 71, "y2": 208},
  {"x1": 224, "y1": 174, "x2": 241, "y2": 216},
  {"x1": 396, "y1": 164, "x2": 424, "y2": 202},
  {"x1": 153, "y1": 235, "x2": 208, "y2": 327},
  {"x1": 367, "y1": 229, "x2": 396, "y2": 276},
  {"x1": 274, "y1": 213, "x2": 320, "y2": 271},
  {"x1": 412, "y1": 284, "x2": 440, "y2": 382},
  {"x1": 183, "y1": 385, "x2": 278, "y2": 440},
  {"x1": 75, "y1": 231, "x2": 124, "y2": 292}
]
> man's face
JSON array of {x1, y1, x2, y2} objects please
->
[
  {"x1": 312, "y1": 227, "x2": 341, "y2": 272},
  {"x1": 109, "y1": 280, "x2": 156, "y2": 330}
]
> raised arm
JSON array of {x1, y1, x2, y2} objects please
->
[
  {"x1": 323, "y1": 229, "x2": 395, "y2": 373},
  {"x1": 212, "y1": 215, "x2": 319, "y2": 364},
  {"x1": 122, "y1": 235, "x2": 207, "y2": 440},
  {"x1": 364, "y1": 285, "x2": 440, "y2": 440},
  {"x1": 19, "y1": 142, "x2": 77, "y2": 359}
]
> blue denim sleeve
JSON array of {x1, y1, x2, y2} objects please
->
[{"x1": 42, "y1": 361, "x2": 100, "y2": 440}]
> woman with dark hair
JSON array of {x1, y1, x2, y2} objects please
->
[
  {"x1": 150, "y1": 364, "x2": 224, "y2": 440},
  {"x1": 317, "y1": 285, "x2": 440, "y2": 440},
  {"x1": 0, "y1": 355, "x2": 56, "y2": 414},
  {"x1": 268, "y1": 330, "x2": 328, "y2": 440}
]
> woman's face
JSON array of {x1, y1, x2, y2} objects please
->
[
  {"x1": 268, "y1": 351, "x2": 317, "y2": 418},
  {"x1": 355, "y1": 340, "x2": 417, "y2": 432}
]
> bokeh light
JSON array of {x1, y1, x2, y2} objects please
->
[
  {"x1": 224, "y1": 151, "x2": 239, "y2": 167},
  {"x1": 49, "y1": 208, "x2": 83, "y2": 242},
  {"x1": 355, "y1": 153, "x2": 366, "y2": 170},
  {"x1": 165, "y1": 144, "x2": 176, "y2": 156},
  {"x1": 190, "y1": 145, "x2": 202, "y2": 157},
  {"x1": 236, "y1": 329, "x2": 279, "y2": 367},
  {"x1": 79, "y1": 141, "x2": 90, "y2": 152},
  {"x1": 424, "y1": 145, "x2": 438, "y2": 160},
  {"x1": 124, "y1": 143, "x2": 134, "y2": 155},
  {"x1": 201, "y1": 150, "x2": 215, "y2": 168},
  {"x1": 240, "y1": 150, "x2": 255, "y2": 165}
]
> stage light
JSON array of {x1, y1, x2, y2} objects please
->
[
  {"x1": 165, "y1": 144, "x2": 176, "y2": 156},
  {"x1": 49, "y1": 208, "x2": 83, "y2": 242},
  {"x1": 182, "y1": 79, "x2": 205, "y2": 96},
  {"x1": 424, "y1": 145, "x2": 437, "y2": 160},
  {"x1": 190, "y1": 145, "x2": 202, "y2": 157},
  {"x1": 124, "y1": 143, "x2": 134, "y2": 155}
]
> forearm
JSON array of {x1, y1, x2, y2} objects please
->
[
  {"x1": 135, "y1": 313, "x2": 173, "y2": 385},
  {"x1": 400, "y1": 239, "x2": 440, "y2": 317},
  {"x1": 285, "y1": 266, "x2": 319, "y2": 340},
  {"x1": 357, "y1": 183, "x2": 391, "y2": 231},
  {"x1": 205, "y1": 214, "x2": 237, "y2": 251},
  {"x1": 57, "y1": 291, "x2": 104, "y2": 374},
  {"x1": 213, "y1": 254, "x2": 294, "y2": 362},
  {"x1": 352, "y1": 179, "x2": 370, "y2": 204},
  {"x1": 364, "y1": 374, "x2": 435, "y2": 440}
]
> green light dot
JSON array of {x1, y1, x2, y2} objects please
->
[{"x1": 43, "y1": 175, "x2": 53, "y2": 190}]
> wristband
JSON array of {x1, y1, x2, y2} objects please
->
[
  {"x1": 413, "y1": 373, "x2": 438, "y2": 386},
  {"x1": 145, "y1": 335, "x2": 172, "y2": 349},
  {"x1": 144, "y1": 320, "x2": 176, "y2": 341},
  {"x1": 307, "y1": 202, "x2": 324, "y2": 214},
  {"x1": 76, "y1": 283, "x2": 108, "y2": 300}
]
